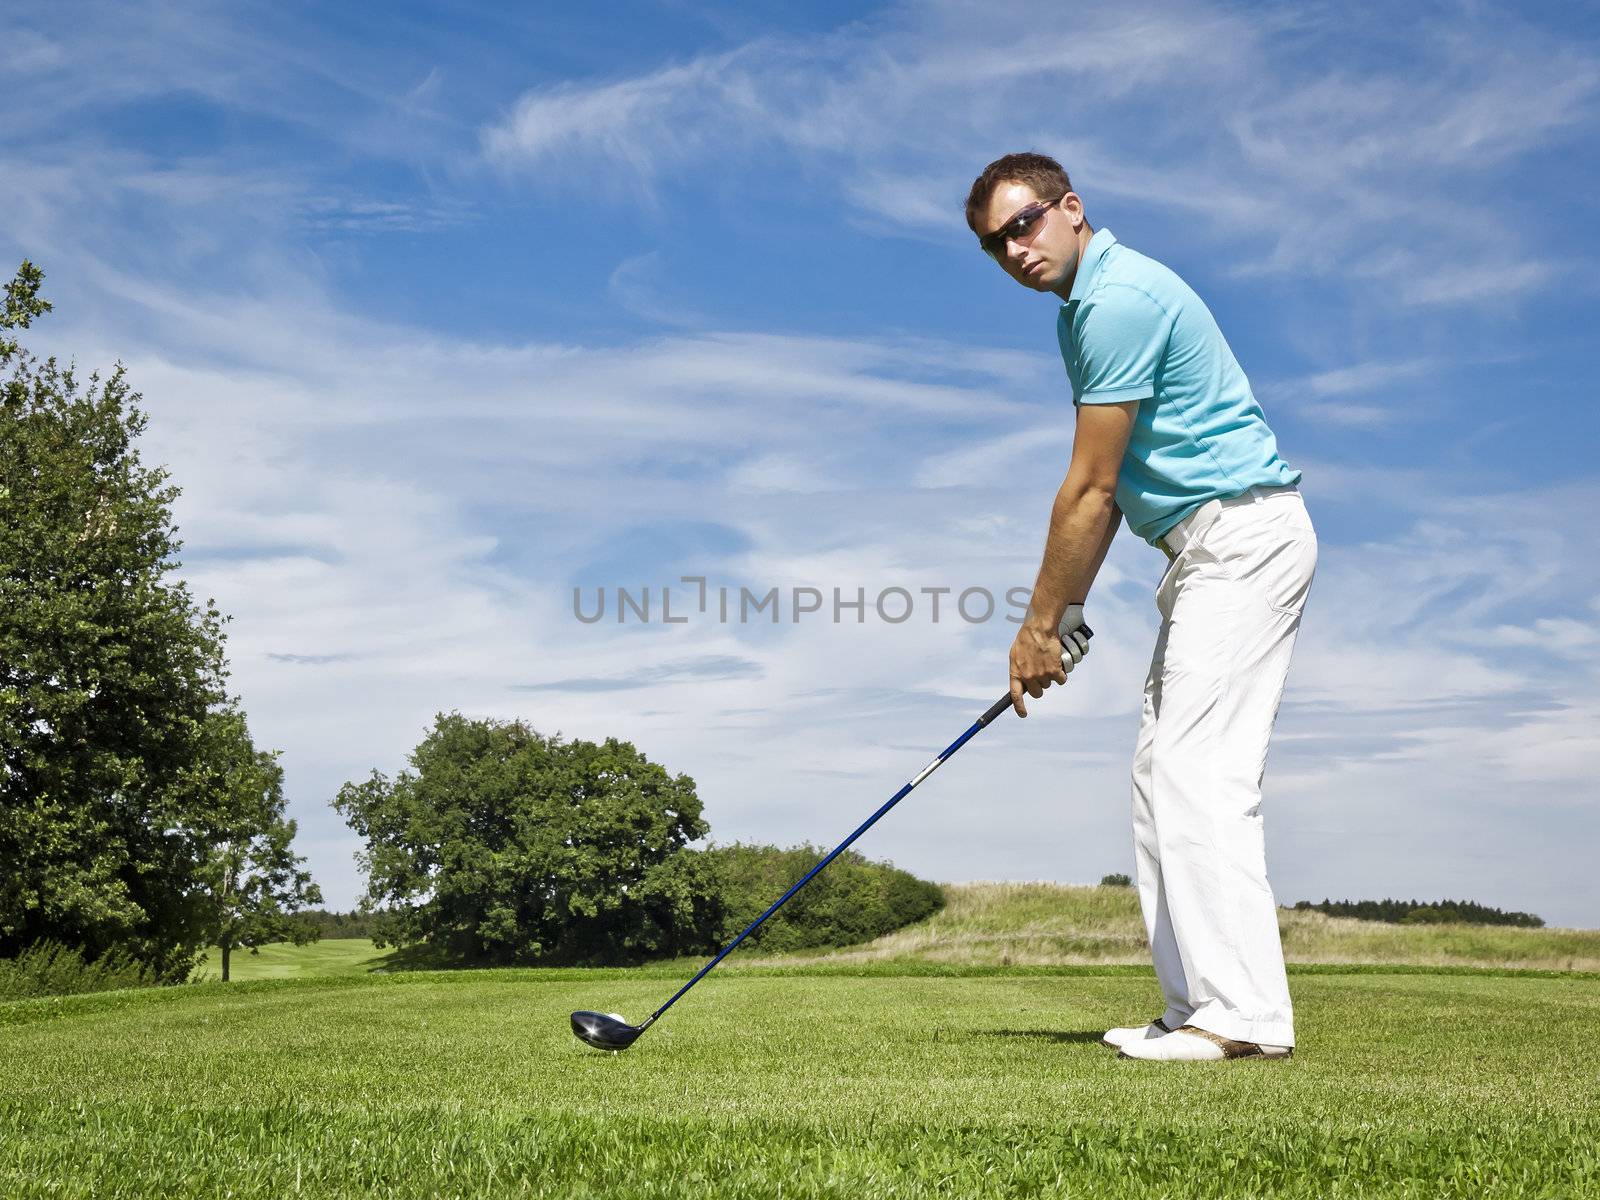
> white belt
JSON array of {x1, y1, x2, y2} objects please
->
[{"x1": 1157, "y1": 484, "x2": 1299, "y2": 560}]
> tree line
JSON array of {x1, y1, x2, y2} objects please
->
[
  {"x1": 1292, "y1": 899, "x2": 1544, "y2": 928},
  {"x1": 296, "y1": 910, "x2": 381, "y2": 939}
]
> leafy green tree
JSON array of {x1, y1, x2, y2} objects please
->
[
  {"x1": 1, "y1": 261, "x2": 296, "y2": 980},
  {"x1": 190, "y1": 707, "x2": 323, "y2": 981},
  {"x1": 335, "y1": 713, "x2": 725, "y2": 965}
]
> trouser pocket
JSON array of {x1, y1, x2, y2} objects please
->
[{"x1": 1191, "y1": 502, "x2": 1317, "y2": 619}]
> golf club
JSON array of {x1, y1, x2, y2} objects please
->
[{"x1": 571, "y1": 624, "x2": 1091, "y2": 1052}]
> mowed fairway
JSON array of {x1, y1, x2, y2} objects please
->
[
  {"x1": 4, "y1": 966, "x2": 1599, "y2": 1198},
  {"x1": 194, "y1": 938, "x2": 389, "y2": 981}
]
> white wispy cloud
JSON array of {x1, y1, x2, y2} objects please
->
[
  {"x1": 479, "y1": 0, "x2": 1598, "y2": 309},
  {"x1": 913, "y1": 426, "x2": 1072, "y2": 490},
  {"x1": 481, "y1": 47, "x2": 771, "y2": 189},
  {"x1": 726, "y1": 452, "x2": 847, "y2": 494},
  {"x1": 1488, "y1": 618, "x2": 1598, "y2": 653},
  {"x1": 1255, "y1": 358, "x2": 1450, "y2": 427},
  {"x1": 606, "y1": 251, "x2": 709, "y2": 328}
]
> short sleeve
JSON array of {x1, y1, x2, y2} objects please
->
[{"x1": 1068, "y1": 284, "x2": 1173, "y2": 405}]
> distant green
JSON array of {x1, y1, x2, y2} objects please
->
[
  {"x1": 4, "y1": 966, "x2": 1598, "y2": 1198},
  {"x1": 193, "y1": 937, "x2": 390, "y2": 981}
]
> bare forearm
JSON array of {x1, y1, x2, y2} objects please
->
[
  {"x1": 1007, "y1": 400, "x2": 1133, "y2": 717},
  {"x1": 1023, "y1": 485, "x2": 1120, "y2": 633},
  {"x1": 1088, "y1": 497, "x2": 1121, "y2": 580}
]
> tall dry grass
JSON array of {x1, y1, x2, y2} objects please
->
[{"x1": 744, "y1": 882, "x2": 1600, "y2": 971}]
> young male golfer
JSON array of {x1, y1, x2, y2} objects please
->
[{"x1": 966, "y1": 153, "x2": 1316, "y2": 1062}]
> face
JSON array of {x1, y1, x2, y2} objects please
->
[{"x1": 975, "y1": 182, "x2": 1086, "y2": 292}]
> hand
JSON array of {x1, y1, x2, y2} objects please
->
[
  {"x1": 1009, "y1": 604, "x2": 1088, "y2": 718},
  {"x1": 1059, "y1": 602, "x2": 1089, "y2": 673}
]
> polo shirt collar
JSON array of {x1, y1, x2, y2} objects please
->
[{"x1": 1063, "y1": 228, "x2": 1117, "y2": 308}]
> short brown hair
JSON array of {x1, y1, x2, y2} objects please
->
[{"x1": 965, "y1": 152, "x2": 1073, "y2": 233}]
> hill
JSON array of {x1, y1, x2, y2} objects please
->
[{"x1": 740, "y1": 882, "x2": 1600, "y2": 972}]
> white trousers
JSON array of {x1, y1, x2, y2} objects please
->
[{"x1": 1130, "y1": 486, "x2": 1316, "y2": 1047}]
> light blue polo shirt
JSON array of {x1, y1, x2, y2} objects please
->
[{"x1": 1057, "y1": 229, "x2": 1300, "y2": 544}]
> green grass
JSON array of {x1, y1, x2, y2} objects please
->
[
  {"x1": 193, "y1": 938, "x2": 391, "y2": 982},
  {"x1": 15, "y1": 893, "x2": 1592, "y2": 1195},
  {"x1": 4, "y1": 966, "x2": 1599, "y2": 1197}
]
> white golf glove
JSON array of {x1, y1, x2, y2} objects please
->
[{"x1": 1059, "y1": 603, "x2": 1090, "y2": 674}]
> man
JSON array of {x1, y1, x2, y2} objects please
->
[{"x1": 965, "y1": 152, "x2": 1316, "y2": 1062}]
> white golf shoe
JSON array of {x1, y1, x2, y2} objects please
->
[
  {"x1": 1117, "y1": 1024, "x2": 1292, "y2": 1061},
  {"x1": 1099, "y1": 1016, "x2": 1173, "y2": 1049}
]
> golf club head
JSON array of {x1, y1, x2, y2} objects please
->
[{"x1": 571, "y1": 1010, "x2": 645, "y2": 1051}]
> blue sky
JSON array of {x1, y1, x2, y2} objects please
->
[{"x1": 5, "y1": 1, "x2": 1599, "y2": 925}]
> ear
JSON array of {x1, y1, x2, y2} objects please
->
[{"x1": 1061, "y1": 191, "x2": 1086, "y2": 230}]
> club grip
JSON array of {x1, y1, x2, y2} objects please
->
[
  {"x1": 980, "y1": 693, "x2": 1015, "y2": 726},
  {"x1": 980, "y1": 623, "x2": 1094, "y2": 726}
]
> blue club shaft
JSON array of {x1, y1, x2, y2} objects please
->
[{"x1": 642, "y1": 689, "x2": 1023, "y2": 1029}]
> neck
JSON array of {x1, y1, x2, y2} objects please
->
[{"x1": 1052, "y1": 225, "x2": 1096, "y2": 302}]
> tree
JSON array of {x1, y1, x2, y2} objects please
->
[
  {"x1": 189, "y1": 707, "x2": 322, "y2": 981},
  {"x1": 0, "y1": 261, "x2": 296, "y2": 979},
  {"x1": 335, "y1": 713, "x2": 725, "y2": 965}
]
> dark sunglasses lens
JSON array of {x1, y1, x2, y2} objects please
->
[
  {"x1": 983, "y1": 203, "x2": 1046, "y2": 257},
  {"x1": 1010, "y1": 204, "x2": 1047, "y2": 237}
]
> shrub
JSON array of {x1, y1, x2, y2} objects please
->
[
  {"x1": 0, "y1": 940, "x2": 162, "y2": 1001},
  {"x1": 707, "y1": 843, "x2": 945, "y2": 953},
  {"x1": 1099, "y1": 873, "x2": 1133, "y2": 888}
]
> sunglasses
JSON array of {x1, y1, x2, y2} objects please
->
[{"x1": 978, "y1": 194, "x2": 1064, "y2": 259}]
